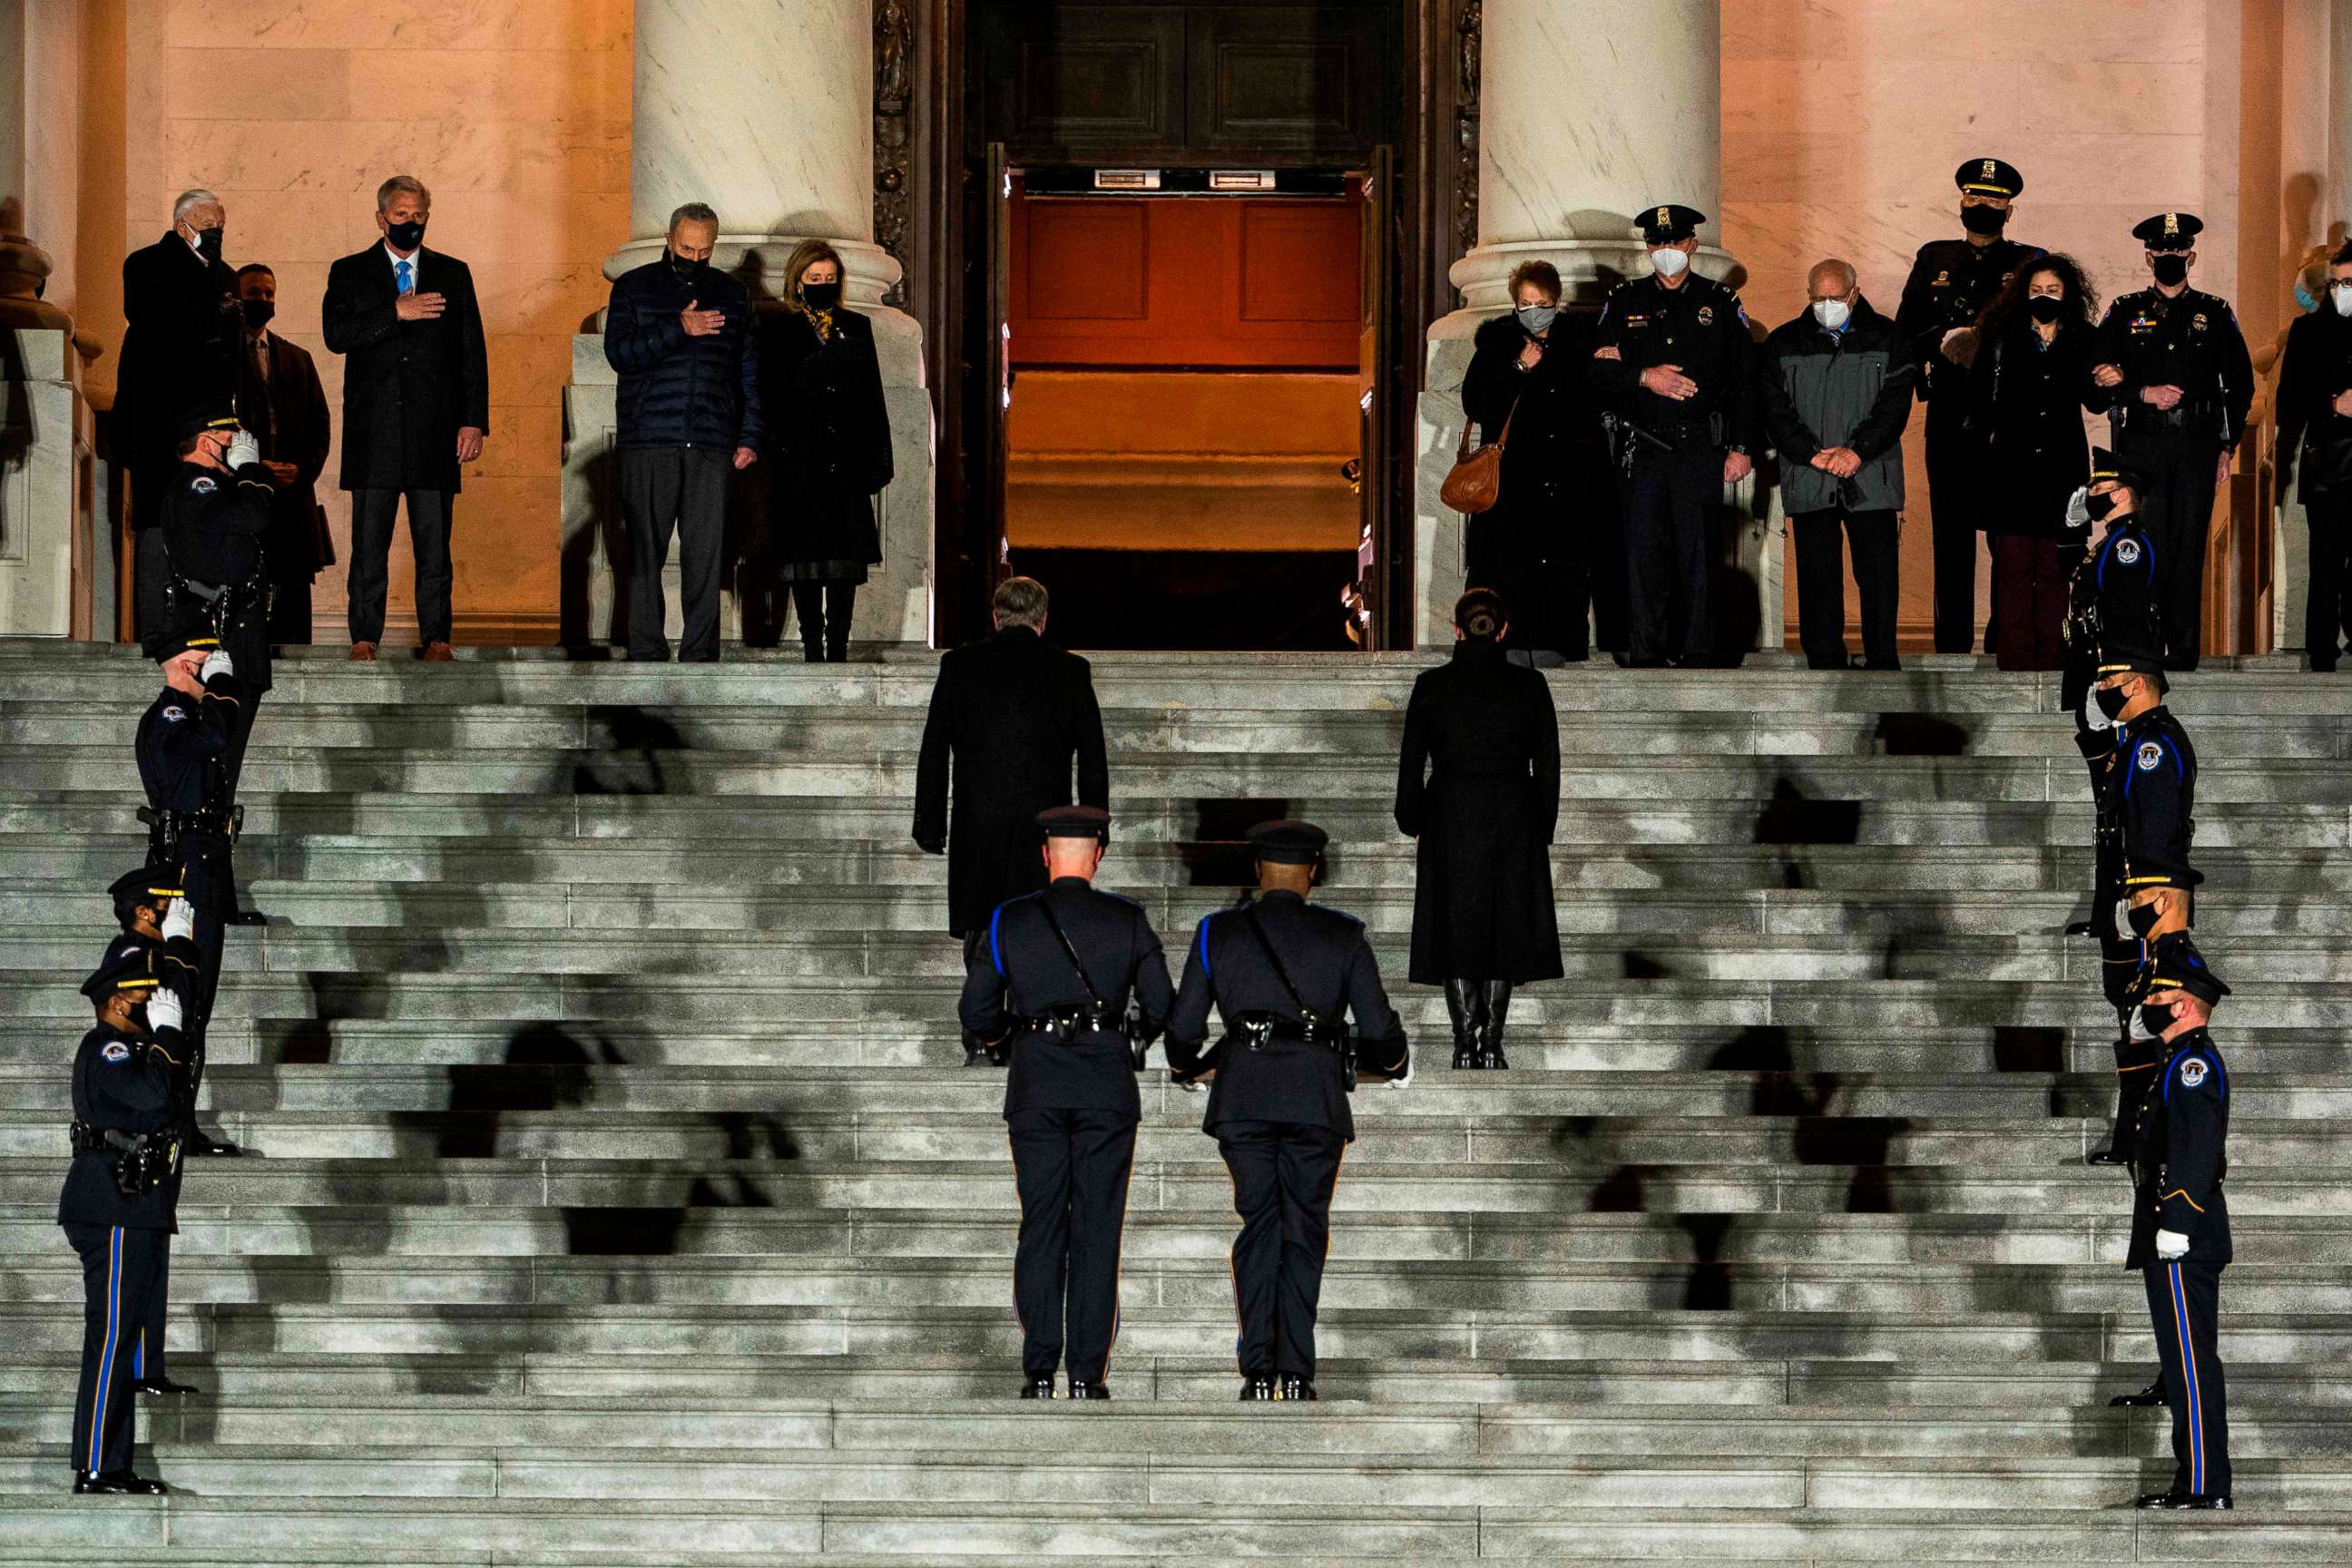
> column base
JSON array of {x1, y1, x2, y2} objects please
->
[{"x1": 0, "y1": 326, "x2": 99, "y2": 638}]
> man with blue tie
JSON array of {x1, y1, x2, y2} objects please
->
[{"x1": 321, "y1": 174, "x2": 490, "y2": 662}]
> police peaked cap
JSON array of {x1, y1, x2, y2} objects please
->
[
  {"x1": 2132, "y1": 931, "x2": 2230, "y2": 1009},
  {"x1": 2132, "y1": 212, "x2": 2203, "y2": 251},
  {"x1": 141, "y1": 606, "x2": 223, "y2": 665},
  {"x1": 2089, "y1": 446, "x2": 2153, "y2": 494},
  {"x1": 2097, "y1": 650, "x2": 2168, "y2": 682},
  {"x1": 80, "y1": 940, "x2": 161, "y2": 1002},
  {"x1": 1636, "y1": 204, "x2": 1706, "y2": 243},
  {"x1": 1037, "y1": 805, "x2": 1112, "y2": 844},
  {"x1": 171, "y1": 396, "x2": 241, "y2": 444},
  {"x1": 1248, "y1": 819, "x2": 1329, "y2": 866},
  {"x1": 1955, "y1": 158, "x2": 2024, "y2": 198},
  {"x1": 109, "y1": 867, "x2": 182, "y2": 923}
]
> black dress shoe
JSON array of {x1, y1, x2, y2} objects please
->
[
  {"x1": 1276, "y1": 1376, "x2": 1318, "y2": 1402},
  {"x1": 1017, "y1": 1376, "x2": 1055, "y2": 1399},
  {"x1": 963, "y1": 1037, "x2": 1008, "y2": 1068},
  {"x1": 1612, "y1": 652, "x2": 1667, "y2": 670},
  {"x1": 185, "y1": 1132, "x2": 242, "y2": 1157},
  {"x1": 1238, "y1": 1375, "x2": 1275, "y2": 1401},
  {"x1": 2085, "y1": 1147, "x2": 2128, "y2": 1167},
  {"x1": 228, "y1": 908, "x2": 270, "y2": 926},
  {"x1": 2108, "y1": 1379, "x2": 2163, "y2": 1407},
  {"x1": 1067, "y1": 1380, "x2": 1111, "y2": 1401},
  {"x1": 72, "y1": 1469, "x2": 165, "y2": 1495},
  {"x1": 2137, "y1": 1488, "x2": 2230, "y2": 1510},
  {"x1": 135, "y1": 1376, "x2": 200, "y2": 1396}
]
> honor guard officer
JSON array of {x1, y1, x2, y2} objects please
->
[
  {"x1": 2119, "y1": 936, "x2": 2234, "y2": 1510},
  {"x1": 1165, "y1": 820, "x2": 1410, "y2": 1402},
  {"x1": 1895, "y1": 157, "x2": 2043, "y2": 653},
  {"x1": 959, "y1": 807, "x2": 1172, "y2": 1401},
  {"x1": 135, "y1": 628, "x2": 249, "y2": 1158},
  {"x1": 1589, "y1": 204, "x2": 1759, "y2": 669},
  {"x1": 63, "y1": 944, "x2": 191, "y2": 1496},
  {"x1": 146, "y1": 404, "x2": 275, "y2": 811},
  {"x1": 2085, "y1": 653, "x2": 2201, "y2": 1165},
  {"x1": 2088, "y1": 214, "x2": 2255, "y2": 671}
]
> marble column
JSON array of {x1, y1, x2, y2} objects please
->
[
  {"x1": 1413, "y1": 0, "x2": 1774, "y2": 652},
  {"x1": 564, "y1": 0, "x2": 933, "y2": 650}
]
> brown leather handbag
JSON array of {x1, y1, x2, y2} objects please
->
[{"x1": 1440, "y1": 397, "x2": 1518, "y2": 514}]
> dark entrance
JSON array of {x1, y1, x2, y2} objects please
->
[{"x1": 917, "y1": 0, "x2": 1459, "y2": 651}]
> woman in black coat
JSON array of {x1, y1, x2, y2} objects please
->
[
  {"x1": 2275, "y1": 244, "x2": 2352, "y2": 671},
  {"x1": 1394, "y1": 588, "x2": 1563, "y2": 1069},
  {"x1": 1457, "y1": 260, "x2": 1615, "y2": 662},
  {"x1": 1963, "y1": 253, "x2": 2098, "y2": 671},
  {"x1": 757, "y1": 240, "x2": 895, "y2": 662}
]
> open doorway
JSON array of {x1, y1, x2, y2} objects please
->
[{"x1": 998, "y1": 172, "x2": 1367, "y2": 649}]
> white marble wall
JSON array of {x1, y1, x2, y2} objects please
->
[{"x1": 0, "y1": 328, "x2": 98, "y2": 637}]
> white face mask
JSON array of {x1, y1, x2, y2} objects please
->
[
  {"x1": 1812, "y1": 298, "x2": 1851, "y2": 329},
  {"x1": 1651, "y1": 245, "x2": 1690, "y2": 279},
  {"x1": 2334, "y1": 282, "x2": 2352, "y2": 318}
]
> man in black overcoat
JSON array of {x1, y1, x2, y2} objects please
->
[
  {"x1": 116, "y1": 189, "x2": 240, "y2": 637},
  {"x1": 913, "y1": 576, "x2": 1110, "y2": 949},
  {"x1": 320, "y1": 173, "x2": 490, "y2": 662},
  {"x1": 231, "y1": 263, "x2": 334, "y2": 646}
]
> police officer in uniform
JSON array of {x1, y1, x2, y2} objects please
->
[
  {"x1": 2118, "y1": 936, "x2": 2233, "y2": 1510},
  {"x1": 1589, "y1": 204, "x2": 1759, "y2": 668},
  {"x1": 135, "y1": 627, "x2": 250, "y2": 1158},
  {"x1": 95, "y1": 872, "x2": 209, "y2": 1396},
  {"x1": 2088, "y1": 214, "x2": 2255, "y2": 671},
  {"x1": 1165, "y1": 821, "x2": 1411, "y2": 1401},
  {"x1": 63, "y1": 944, "x2": 191, "y2": 1495},
  {"x1": 959, "y1": 807, "x2": 1172, "y2": 1400},
  {"x1": 1895, "y1": 158, "x2": 2043, "y2": 653}
]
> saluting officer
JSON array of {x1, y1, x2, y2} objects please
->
[
  {"x1": 2085, "y1": 652, "x2": 2200, "y2": 1167},
  {"x1": 2087, "y1": 214, "x2": 2255, "y2": 671},
  {"x1": 1895, "y1": 157, "x2": 2043, "y2": 654},
  {"x1": 1165, "y1": 820, "x2": 1410, "y2": 1402},
  {"x1": 63, "y1": 944, "x2": 191, "y2": 1496},
  {"x1": 2119, "y1": 936, "x2": 2234, "y2": 1510},
  {"x1": 136, "y1": 628, "x2": 250, "y2": 1158},
  {"x1": 959, "y1": 807, "x2": 1172, "y2": 1401},
  {"x1": 1589, "y1": 204, "x2": 1759, "y2": 669},
  {"x1": 95, "y1": 873, "x2": 209, "y2": 1397}
]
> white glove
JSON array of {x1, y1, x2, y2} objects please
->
[
  {"x1": 226, "y1": 428, "x2": 263, "y2": 472},
  {"x1": 146, "y1": 989, "x2": 184, "y2": 1034},
  {"x1": 200, "y1": 647, "x2": 235, "y2": 683},
  {"x1": 1387, "y1": 1051, "x2": 1414, "y2": 1089},
  {"x1": 2155, "y1": 1229, "x2": 2190, "y2": 1260},
  {"x1": 2062, "y1": 485, "x2": 2092, "y2": 531},
  {"x1": 162, "y1": 897, "x2": 196, "y2": 943},
  {"x1": 2081, "y1": 690, "x2": 2112, "y2": 733}
]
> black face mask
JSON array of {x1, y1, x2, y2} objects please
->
[
  {"x1": 2151, "y1": 253, "x2": 2190, "y2": 286},
  {"x1": 241, "y1": 299, "x2": 276, "y2": 331},
  {"x1": 2084, "y1": 490, "x2": 2119, "y2": 522},
  {"x1": 2138, "y1": 1000, "x2": 2178, "y2": 1038},
  {"x1": 385, "y1": 219, "x2": 426, "y2": 251},
  {"x1": 2026, "y1": 294, "x2": 2063, "y2": 324},
  {"x1": 801, "y1": 281, "x2": 841, "y2": 313},
  {"x1": 2094, "y1": 682, "x2": 2132, "y2": 720},
  {"x1": 125, "y1": 1002, "x2": 149, "y2": 1035},
  {"x1": 2127, "y1": 899, "x2": 2163, "y2": 938},
  {"x1": 191, "y1": 225, "x2": 224, "y2": 264},
  {"x1": 1960, "y1": 204, "x2": 2008, "y2": 237},
  {"x1": 666, "y1": 249, "x2": 706, "y2": 280}
]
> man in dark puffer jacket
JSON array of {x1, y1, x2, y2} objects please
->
[{"x1": 603, "y1": 201, "x2": 764, "y2": 662}]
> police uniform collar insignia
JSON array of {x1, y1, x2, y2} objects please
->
[
  {"x1": 190, "y1": 475, "x2": 217, "y2": 494},
  {"x1": 2178, "y1": 1056, "x2": 2208, "y2": 1087},
  {"x1": 102, "y1": 1042, "x2": 131, "y2": 1063},
  {"x1": 2136, "y1": 740, "x2": 2164, "y2": 770}
]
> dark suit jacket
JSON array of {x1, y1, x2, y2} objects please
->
[
  {"x1": 237, "y1": 330, "x2": 333, "y2": 575},
  {"x1": 320, "y1": 243, "x2": 490, "y2": 493},
  {"x1": 913, "y1": 626, "x2": 1110, "y2": 936},
  {"x1": 114, "y1": 231, "x2": 239, "y2": 473}
]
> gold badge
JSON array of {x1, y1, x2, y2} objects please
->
[
  {"x1": 1696, "y1": 305, "x2": 1714, "y2": 327},
  {"x1": 1655, "y1": 206, "x2": 1670, "y2": 228},
  {"x1": 2165, "y1": 213, "x2": 2180, "y2": 236},
  {"x1": 1934, "y1": 270, "x2": 1950, "y2": 286},
  {"x1": 1982, "y1": 159, "x2": 1997, "y2": 179},
  {"x1": 2191, "y1": 312, "x2": 2208, "y2": 331}
]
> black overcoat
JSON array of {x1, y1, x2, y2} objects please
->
[
  {"x1": 319, "y1": 243, "x2": 491, "y2": 493},
  {"x1": 1965, "y1": 322, "x2": 2093, "y2": 538},
  {"x1": 1394, "y1": 638, "x2": 1563, "y2": 985},
  {"x1": 114, "y1": 231, "x2": 239, "y2": 471},
  {"x1": 755, "y1": 308, "x2": 893, "y2": 567},
  {"x1": 913, "y1": 626, "x2": 1110, "y2": 936}
]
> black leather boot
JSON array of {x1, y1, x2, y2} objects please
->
[
  {"x1": 2108, "y1": 1377, "x2": 2163, "y2": 1407},
  {"x1": 1277, "y1": 1375, "x2": 1318, "y2": 1402},
  {"x1": 1238, "y1": 1374, "x2": 1275, "y2": 1401},
  {"x1": 1444, "y1": 980, "x2": 1480, "y2": 1069},
  {"x1": 1066, "y1": 1380, "x2": 1111, "y2": 1401},
  {"x1": 1476, "y1": 980, "x2": 1513, "y2": 1070},
  {"x1": 72, "y1": 1469, "x2": 165, "y2": 1495},
  {"x1": 1017, "y1": 1375, "x2": 1055, "y2": 1399}
]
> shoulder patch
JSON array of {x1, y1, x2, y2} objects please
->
[
  {"x1": 2178, "y1": 1056, "x2": 2209, "y2": 1089},
  {"x1": 188, "y1": 475, "x2": 217, "y2": 495},
  {"x1": 2136, "y1": 740, "x2": 2164, "y2": 771},
  {"x1": 161, "y1": 704, "x2": 186, "y2": 723},
  {"x1": 2112, "y1": 537, "x2": 2141, "y2": 565},
  {"x1": 101, "y1": 1042, "x2": 131, "y2": 1063}
]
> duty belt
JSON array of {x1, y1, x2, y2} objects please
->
[
  {"x1": 1020, "y1": 1004, "x2": 1125, "y2": 1042},
  {"x1": 1226, "y1": 1010, "x2": 1343, "y2": 1053},
  {"x1": 68, "y1": 1119, "x2": 152, "y2": 1158},
  {"x1": 139, "y1": 804, "x2": 240, "y2": 843}
]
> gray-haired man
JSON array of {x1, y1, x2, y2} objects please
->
[
  {"x1": 603, "y1": 202, "x2": 763, "y2": 662},
  {"x1": 321, "y1": 174, "x2": 489, "y2": 662}
]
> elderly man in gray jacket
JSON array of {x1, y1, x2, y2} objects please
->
[{"x1": 1760, "y1": 259, "x2": 1919, "y2": 670}]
